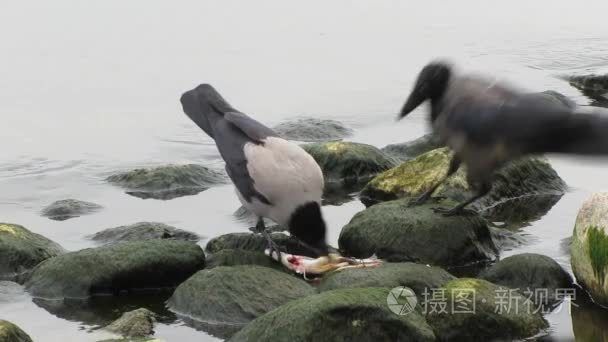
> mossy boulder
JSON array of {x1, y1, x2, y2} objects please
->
[
  {"x1": 106, "y1": 164, "x2": 226, "y2": 200},
  {"x1": 206, "y1": 232, "x2": 318, "y2": 258},
  {"x1": 427, "y1": 278, "x2": 548, "y2": 341},
  {"x1": 318, "y1": 262, "x2": 455, "y2": 301},
  {"x1": 25, "y1": 240, "x2": 205, "y2": 299},
  {"x1": 338, "y1": 199, "x2": 497, "y2": 266},
  {"x1": 0, "y1": 223, "x2": 65, "y2": 281},
  {"x1": 206, "y1": 249, "x2": 285, "y2": 272},
  {"x1": 40, "y1": 199, "x2": 103, "y2": 221},
  {"x1": 360, "y1": 148, "x2": 566, "y2": 219},
  {"x1": 571, "y1": 193, "x2": 608, "y2": 306},
  {"x1": 90, "y1": 222, "x2": 199, "y2": 245},
  {"x1": 230, "y1": 287, "x2": 436, "y2": 342},
  {"x1": 168, "y1": 266, "x2": 314, "y2": 338},
  {"x1": 480, "y1": 253, "x2": 573, "y2": 306},
  {"x1": 0, "y1": 320, "x2": 33, "y2": 342},
  {"x1": 105, "y1": 308, "x2": 156, "y2": 338},
  {"x1": 381, "y1": 133, "x2": 444, "y2": 162},
  {"x1": 302, "y1": 141, "x2": 397, "y2": 186},
  {"x1": 273, "y1": 117, "x2": 353, "y2": 142}
]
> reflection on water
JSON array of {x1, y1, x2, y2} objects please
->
[
  {"x1": 572, "y1": 290, "x2": 608, "y2": 342},
  {"x1": 32, "y1": 291, "x2": 177, "y2": 330}
]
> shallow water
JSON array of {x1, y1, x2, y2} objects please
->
[{"x1": 2, "y1": 1, "x2": 608, "y2": 341}]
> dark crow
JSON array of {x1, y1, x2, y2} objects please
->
[
  {"x1": 180, "y1": 84, "x2": 329, "y2": 256},
  {"x1": 398, "y1": 61, "x2": 608, "y2": 216}
]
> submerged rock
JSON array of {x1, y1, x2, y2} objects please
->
[
  {"x1": 0, "y1": 223, "x2": 65, "y2": 281},
  {"x1": 90, "y1": 222, "x2": 200, "y2": 245},
  {"x1": 40, "y1": 199, "x2": 103, "y2": 221},
  {"x1": 230, "y1": 287, "x2": 436, "y2": 342},
  {"x1": 206, "y1": 249, "x2": 285, "y2": 272},
  {"x1": 206, "y1": 232, "x2": 318, "y2": 258},
  {"x1": 489, "y1": 226, "x2": 527, "y2": 252},
  {"x1": 25, "y1": 240, "x2": 205, "y2": 299},
  {"x1": 0, "y1": 320, "x2": 33, "y2": 342},
  {"x1": 381, "y1": 133, "x2": 444, "y2": 162},
  {"x1": 31, "y1": 291, "x2": 174, "y2": 329},
  {"x1": 338, "y1": 199, "x2": 497, "y2": 267},
  {"x1": 106, "y1": 164, "x2": 225, "y2": 200},
  {"x1": 168, "y1": 266, "x2": 314, "y2": 339},
  {"x1": 571, "y1": 193, "x2": 608, "y2": 306},
  {"x1": 318, "y1": 262, "x2": 455, "y2": 301},
  {"x1": 427, "y1": 278, "x2": 548, "y2": 341},
  {"x1": 564, "y1": 74, "x2": 608, "y2": 105},
  {"x1": 273, "y1": 117, "x2": 353, "y2": 142},
  {"x1": 360, "y1": 148, "x2": 566, "y2": 218},
  {"x1": 480, "y1": 253, "x2": 573, "y2": 307},
  {"x1": 105, "y1": 308, "x2": 156, "y2": 338},
  {"x1": 302, "y1": 141, "x2": 397, "y2": 186}
]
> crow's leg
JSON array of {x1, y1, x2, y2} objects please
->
[
  {"x1": 256, "y1": 217, "x2": 282, "y2": 260},
  {"x1": 432, "y1": 181, "x2": 492, "y2": 216},
  {"x1": 409, "y1": 155, "x2": 461, "y2": 206}
]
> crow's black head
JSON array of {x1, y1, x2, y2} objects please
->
[
  {"x1": 399, "y1": 61, "x2": 451, "y2": 121},
  {"x1": 288, "y1": 201, "x2": 329, "y2": 256}
]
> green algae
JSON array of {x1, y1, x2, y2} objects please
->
[{"x1": 587, "y1": 226, "x2": 608, "y2": 285}]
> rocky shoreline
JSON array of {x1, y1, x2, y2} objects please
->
[{"x1": 2, "y1": 116, "x2": 608, "y2": 341}]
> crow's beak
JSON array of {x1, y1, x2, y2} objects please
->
[{"x1": 398, "y1": 83, "x2": 427, "y2": 120}]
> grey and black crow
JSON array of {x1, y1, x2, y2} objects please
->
[
  {"x1": 399, "y1": 61, "x2": 608, "y2": 216},
  {"x1": 180, "y1": 84, "x2": 329, "y2": 256}
]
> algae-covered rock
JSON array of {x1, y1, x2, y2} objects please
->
[
  {"x1": 273, "y1": 117, "x2": 353, "y2": 142},
  {"x1": 381, "y1": 133, "x2": 444, "y2": 162},
  {"x1": 338, "y1": 199, "x2": 497, "y2": 266},
  {"x1": 90, "y1": 222, "x2": 199, "y2": 245},
  {"x1": 427, "y1": 278, "x2": 548, "y2": 341},
  {"x1": 0, "y1": 223, "x2": 65, "y2": 281},
  {"x1": 105, "y1": 308, "x2": 156, "y2": 338},
  {"x1": 0, "y1": 320, "x2": 33, "y2": 342},
  {"x1": 206, "y1": 249, "x2": 285, "y2": 272},
  {"x1": 205, "y1": 232, "x2": 318, "y2": 258},
  {"x1": 106, "y1": 164, "x2": 225, "y2": 200},
  {"x1": 480, "y1": 253, "x2": 573, "y2": 306},
  {"x1": 360, "y1": 148, "x2": 566, "y2": 218},
  {"x1": 571, "y1": 193, "x2": 608, "y2": 306},
  {"x1": 318, "y1": 262, "x2": 455, "y2": 301},
  {"x1": 230, "y1": 287, "x2": 436, "y2": 342},
  {"x1": 302, "y1": 141, "x2": 397, "y2": 186},
  {"x1": 168, "y1": 266, "x2": 314, "y2": 338},
  {"x1": 25, "y1": 240, "x2": 205, "y2": 299},
  {"x1": 40, "y1": 199, "x2": 103, "y2": 221}
]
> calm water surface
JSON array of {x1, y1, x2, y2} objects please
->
[{"x1": 2, "y1": 1, "x2": 608, "y2": 341}]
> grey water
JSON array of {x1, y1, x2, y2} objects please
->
[{"x1": 1, "y1": 1, "x2": 608, "y2": 341}]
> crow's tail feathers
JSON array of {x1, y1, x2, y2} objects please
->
[
  {"x1": 180, "y1": 84, "x2": 236, "y2": 139},
  {"x1": 532, "y1": 110, "x2": 608, "y2": 156}
]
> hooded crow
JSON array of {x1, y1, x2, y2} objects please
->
[
  {"x1": 180, "y1": 84, "x2": 329, "y2": 256},
  {"x1": 398, "y1": 61, "x2": 608, "y2": 216}
]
